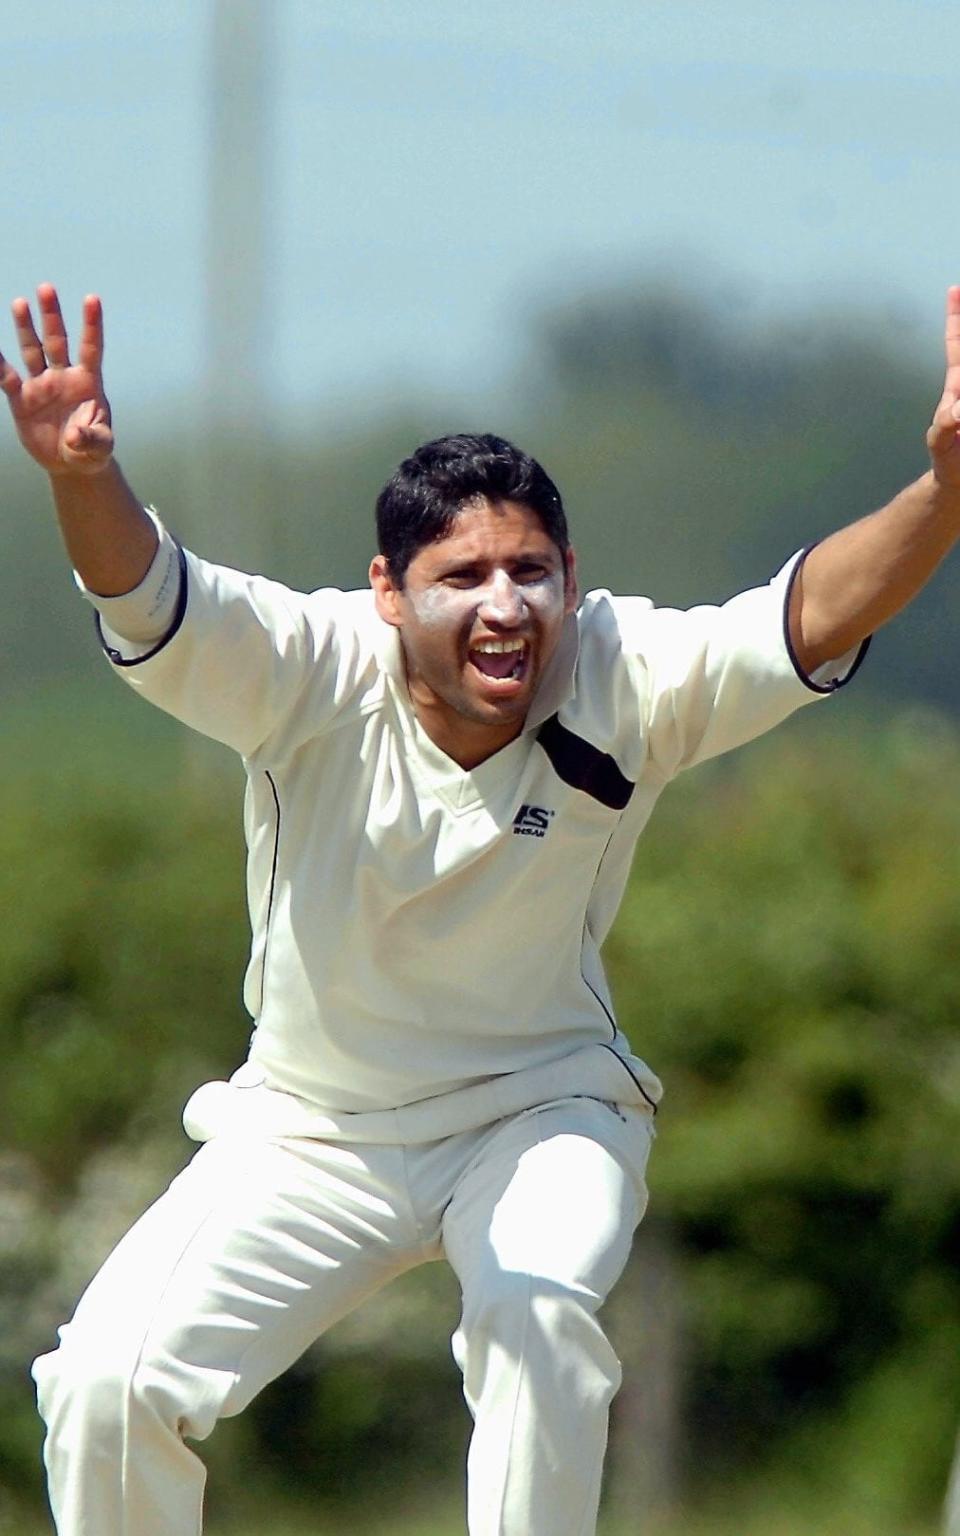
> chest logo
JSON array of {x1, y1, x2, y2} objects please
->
[{"x1": 512, "y1": 803, "x2": 556, "y2": 838}]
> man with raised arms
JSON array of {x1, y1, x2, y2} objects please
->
[{"x1": 3, "y1": 282, "x2": 960, "y2": 1536}]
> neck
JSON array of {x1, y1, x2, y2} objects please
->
[{"x1": 410, "y1": 692, "x2": 525, "y2": 769}]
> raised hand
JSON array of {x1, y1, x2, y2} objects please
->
[
  {"x1": 0, "y1": 283, "x2": 114, "y2": 476},
  {"x1": 927, "y1": 284, "x2": 960, "y2": 489}
]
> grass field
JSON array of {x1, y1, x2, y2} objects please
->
[
  {"x1": 204, "y1": 1507, "x2": 939, "y2": 1536},
  {"x1": 208, "y1": 1505, "x2": 940, "y2": 1536},
  {"x1": 8, "y1": 1483, "x2": 944, "y2": 1535}
]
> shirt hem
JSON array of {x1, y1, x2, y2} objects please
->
[{"x1": 181, "y1": 1041, "x2": 663, "y2": 1146}]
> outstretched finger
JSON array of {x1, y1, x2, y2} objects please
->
[
  {"x1": 76, "y1": 293, "x2": 104, "y2": 376},
  {"x1": 37, "y1": 283, "x2": 70, "y2": 368},
  {"x1": 927, "y1": 397, "x2": 960, "y2": 459},
  {"x1": 11, "y1": 296, "x2": 47, "y2": 377},
  {"x1": 945, "y1": 285, "x2": 960, "y2": 397},
  {"x1": 0, "y1": 347, "x2": 23, "y2": 403}
]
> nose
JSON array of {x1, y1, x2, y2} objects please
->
[{"x1": 477, "y1": 569, "x2": 525, "y2": 626}]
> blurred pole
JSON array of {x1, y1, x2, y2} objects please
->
[
  {"x1": 944, "y1": 1435, "x2": 960, "y2": 1536},
  {"x1": 188, "y1": 0, "x2": 275, "y2": 569},
  {"x1": 605, "y1": 1221, "x2": 683, "y2": 1531},
  {"x1": 184, "y1": 0, "x2": 276, "y2": 783}
]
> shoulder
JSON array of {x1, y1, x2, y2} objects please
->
[
  {"x1": 229, "y1": 580, "x2": 386, "y2": 668},
  {"x1": 575, "y1": 575, "x2": 794, "y2": 676},
  {"x1": 573, "y1": 588, "x2": 668, "y2": 684},
  {"x1": 558, "y1": 590, "x2": 659, "y2": 767},
  {"x1": 299, "y1": 583, "x2": 381, "y2": 640},
  {"x1": 277, "y1": 585, "x2": 398, "y2": 701},
  {"x1": 576, "y1": 588, "x2": 656, "y2": 646}
]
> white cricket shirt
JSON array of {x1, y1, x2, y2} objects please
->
[{"x1": 85, "y1": 520, "x2": 866, "y2": 1144}]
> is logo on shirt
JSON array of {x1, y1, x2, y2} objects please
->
[{"x1": 512, "y1": 803, "x2": 555, "y2": 838}]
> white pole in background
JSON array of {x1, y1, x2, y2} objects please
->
[
  {"x1": 191, "y1": 0, "x2": 275, "y2": 572},
  {"x1": 944, "y1": 1438, "x2": 960, "y2": 1536},
  {"x1": 184, "y1": 0, "x2": 276, "y2": 783}
]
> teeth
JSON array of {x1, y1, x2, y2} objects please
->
[{"x1": 473, "y1": 639, "x2": 526, "y2": 653}]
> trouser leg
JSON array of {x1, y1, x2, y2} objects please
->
[
  {"x1": 442, "y1": 1102, "x2": 655, "y2": 1536},
  {"x1": 32, "y1": 1133, "x2": 421, "y2": 1536}
]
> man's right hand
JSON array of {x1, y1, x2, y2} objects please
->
[
  {"x1": 0, "y1": 283, "x2": 114, "y2": 477},
  {"x1": 1, "y1": 282, "x2": 157, "y2": 595}
]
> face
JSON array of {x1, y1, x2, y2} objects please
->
[{"x1": 370, "y1": 498, "x2": 578, "y2": 763}]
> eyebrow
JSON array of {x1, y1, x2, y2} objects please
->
[{"x1": 432, "y1": 551, "x2": 558, "y2": 578}]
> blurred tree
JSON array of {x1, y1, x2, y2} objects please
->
[{"x1": 605, "y1": 707, "x2": 960, "y2": 1523}]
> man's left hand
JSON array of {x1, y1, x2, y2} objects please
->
[{"x1": 927, "y1": 284, "x2": 960, "y2": 490}]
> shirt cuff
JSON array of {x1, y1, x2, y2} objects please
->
[
  {"x1": 74, "y1": 507, "x2": 182, "y2": 649},
  {"x1": 782, "y1": 546, "x2": 871, "y2": 695}
]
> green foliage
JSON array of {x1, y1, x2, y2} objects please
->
[
  {"x1": 0, "y1": 720, "x2": 249, "y2": 1189},
  {"x1": 606, "y1": 706, "x2": 960, "y2": 1518}
]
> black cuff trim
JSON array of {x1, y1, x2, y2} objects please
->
[
  {"x1": 783, "y1": 544, "x2": 871, "y2": 695},
  {"x1": 96, "y1": 542, "x2": 189, "y2": 668}
]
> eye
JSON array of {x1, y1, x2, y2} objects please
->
[
  {"x1": 513, "y1": 562, "x2": 550, "y2": 583},
  {"x1": 442, "y1": 566, "x2": 482, "y2": 588}
]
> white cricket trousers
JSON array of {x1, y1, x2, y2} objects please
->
[{"x1": 33, "y1": 1097, "x2": 654, "y2": 1536}]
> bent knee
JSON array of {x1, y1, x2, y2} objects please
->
[
  {"x1": 467, "y1": 1274, "x2": 619, "y2": 1366},
  {"x1": 35, "y1": 1343, "x2": 139, "y2": 1439},
  {"x1": 33, "y1": 1337, "x2": 216, "y2": 1444},
  {"x1": 456, "y1": 1274, "x2": 622, "y2": 1408},
  {"x1": 464, "y1": 1270, "x2": 601, "y2": 1335}
]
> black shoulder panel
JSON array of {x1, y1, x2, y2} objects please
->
[{"x1": 536, "y1": 713, "x2": 634, "y2": 810}]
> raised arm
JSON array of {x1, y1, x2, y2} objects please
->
[
  {"x1": 0, "y1": 283, "x2": 157, "y2": 595},
  {"x1": 790, "y1": 285, "x2": 960, "y2": 673}
]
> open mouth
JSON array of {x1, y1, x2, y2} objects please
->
[{"x1": 467, "y1": 637, "x2": 529, "y2": 688}]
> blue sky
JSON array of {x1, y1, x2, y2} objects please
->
[{"x1": 1, "y1": 0, "x2": 956, "y2": 426}]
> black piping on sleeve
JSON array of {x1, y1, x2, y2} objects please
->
[
  {"x1": 95, "y1": 542, "x2": 189, "y2": 668},
  {"x1": 782, "y1": 543, "x2": 871, "y2": 695},
  {"x1": 599, "y1": 1043, "x2": 659, "y2": 1113},
  {"x1": 259, "y1": 771, "x2": 282, "y2": 1016}
]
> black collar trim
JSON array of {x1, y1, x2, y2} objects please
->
[{"x1": 536, "y1": 713, "x2": 634, "y2": 810}]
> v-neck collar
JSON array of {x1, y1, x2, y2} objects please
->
[{"x1": 403, "y1": 704, "x2": 531, "y2": 813}]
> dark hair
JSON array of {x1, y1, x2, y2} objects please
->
[{"x1": 375, "y1": 432, "x2": 569, "y2": 583}]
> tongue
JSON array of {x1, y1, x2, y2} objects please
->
[{"x1": 471, "y1": 649, "x2": 520, "y2": 679}]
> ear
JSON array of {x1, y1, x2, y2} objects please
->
[
  {"x1": 563, "y1": 548, "x2": 579, "y2": 614},
  {"x1": 369, "y1": 554, "x2": 404, "y2": 628}
]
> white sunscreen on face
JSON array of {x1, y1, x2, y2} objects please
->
[
  {"x1": 407, "y1": 583, "x2": 475, "y2": 628},
  {"x1": 408, "y1": 570, "x2": 563, "y2": 631}
]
